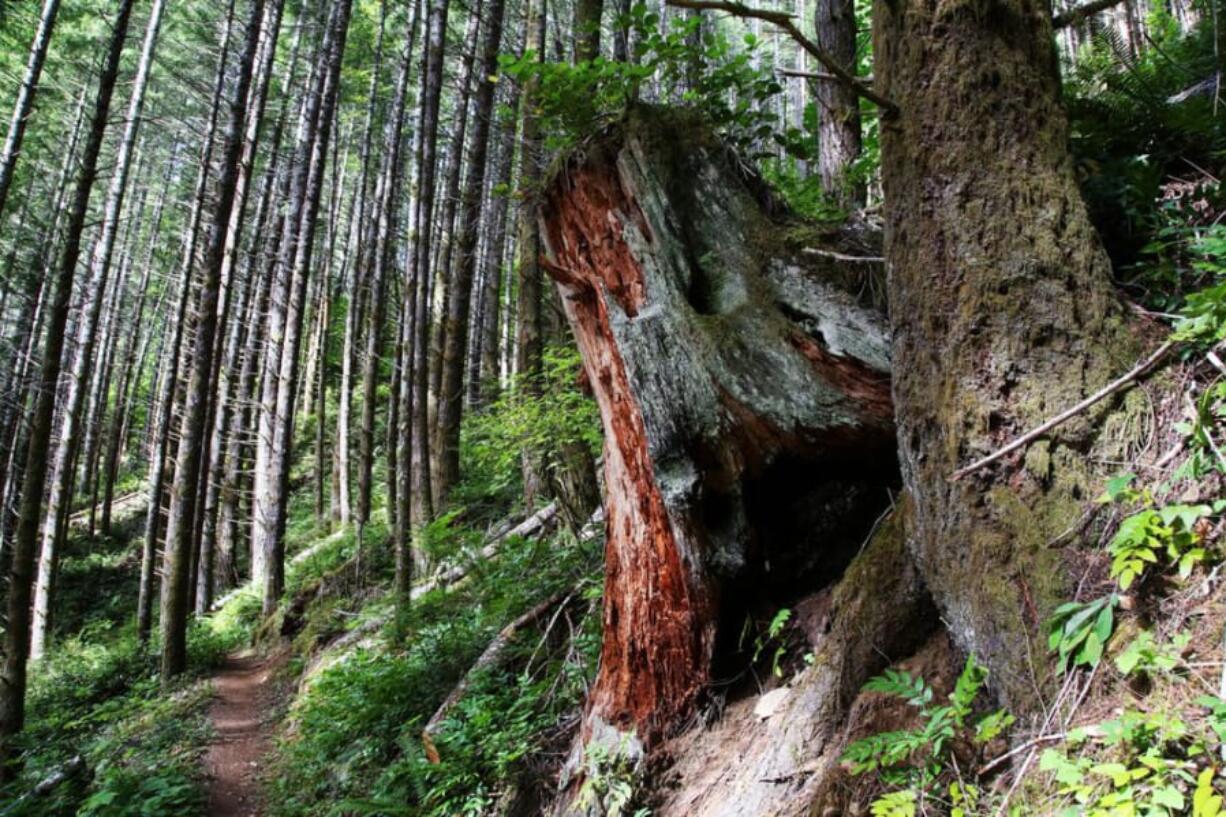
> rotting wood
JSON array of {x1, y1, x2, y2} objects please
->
[{"x1": 540, "y1": 106, "x2": 898, "y2": 757}]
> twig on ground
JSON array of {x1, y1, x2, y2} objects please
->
[{"x1": 977, "y1": 733, "x2": 1067, "y2": 776}]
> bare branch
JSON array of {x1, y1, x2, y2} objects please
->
[
  {"x1": 1053, "y1": 0, "x2": 1128, "y2": 28},
  {"x1": 950, "y1": 340, "x2": 1177, "y2": 481},
  {"x1": 666, "y1": 0, "x2": 899, "y2": 116},
  {"x1": 780, "y1": 67, "x2": 875, "y2": 83}
]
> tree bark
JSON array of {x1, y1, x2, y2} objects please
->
[
  {"x1": 541, "y1": 107, "x2": 896, "y2": 750},
  {"x1": 814, "y1": 0, "x2": 863, "y2": 208},
  {"x1": 161, "y1": 0, "x2": 277, "y2": 680},
  {"x1": 0, "y1": 0, "x2": 62, "y2": 223},
  {"x1": 0, "y1": 0, "x2": 137, "y2": 774},
  {"x1": 357, "y1": 0, "x2": 422, "y2": 528},
  {"x1": 255, "y1": 0, "x2": 353, "y2": 616},
  {"x1": 32, "y1": 0, "x2": 167, "y2": 660},
  {"x1": 406, "y1": 0, "x2": 451, "y2": 541},
  {"x1": 216, "y1": 7, "x2": 305, "y2": 592},
  {"x1": 101, "y1": 145, "x2": 176, "y2": 539},
  {"x1": 574, "y1": 0, "x2": 605, "y2": 61},
  {"x1": 874, "y1": 0, "x2": 1145, "y2": 709},
  {"x1": 473, "y1": 86, "x2": 521, "y2": 406},
  {"x1": 138, "y1": 0, "x2": 239, "y2": 645},
  {"x1": 0, "y1": 88, "x2": 86, "y2": 556},
  {"x1": 427, "y1": 3, "x2": 482, "y2": 479},
  {"x1": 435, "y1": 0, "x2": 508, "y2": 506},
  {"x1": 335, "y1": 0, "x2": 386, "y2": 529},
  {"x1": 196, "y1": 0, "x2": 289, "y2": 613}
]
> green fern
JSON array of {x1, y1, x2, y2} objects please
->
[
  {"x1": 843, "y1": 655, "x2": 996, "y2": 777},
  {"x1": 863, "y1": 669, "x2": 932, "y2": 710},
  {"x1": 869, "y1": 789, "x2": 917, "y2": 817}
]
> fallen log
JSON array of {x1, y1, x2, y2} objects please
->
[
  {"x1": 421, "y1": 590, "x2": 571, "y2": 763},
  {"x1": 539, "y1": 106, "x2": 899, "y2": 755},
  {"x1": 0, "y1": 755, "x2": 88, "y2": 816},
  {"x1": 299, "y1": 504, "x2": 597, "y2": 682}
]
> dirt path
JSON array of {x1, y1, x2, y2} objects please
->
[{"x1": 205, "y1": 652, "x2": 283, "y2": 817}]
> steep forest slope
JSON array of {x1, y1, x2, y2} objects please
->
[{"x1": 0, "y1": 0, "x2": 1224, "y2": 816}]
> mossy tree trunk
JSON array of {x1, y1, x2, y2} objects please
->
[{"x1": 874, "y1": 0, "x2": 1148, "y2": 709}]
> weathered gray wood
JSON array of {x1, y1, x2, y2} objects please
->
[{"x1": 541, "y1": 108, "x2": 895, "y2": 752}]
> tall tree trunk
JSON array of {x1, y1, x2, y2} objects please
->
[
  {"x1": 357, "y1": 0, "x2": 422, "y2": 529},
  {"x1": 138, "y1": 0, "x2": 239, "y2": 644},
  {"x1": 101, "y1": 146, "x2": 176, "y2": 538},
  {"x1": 83, "y1": 212, "x2": 139, "y2": 538},
  {"x1": 0, "y1": 0, "x2": 137, "y2": 774},
  {"x1": 255, "y1": 0, "x2": 353, "y2": 616},
  {"x1": 216, "y1": 7, "x2": 305, "y2": 592},
  {"x1": 473, "y1": 86, "x2": 520, "y2": 406},
  {"x1": 427, "y1": 3, "x2": 482, "y2": 503},
  {"x1": 0, "y1": 88, "x2": 87, "y2": 556},
  {"x1": 612, "y1": 0, "x2": 631, "y2": 61},
  {"x1": 405, "y1": 0, "x2": 451, "y2": 562},
  {"x1": 814, "y1": 0, "x2": 863, "y2": 208},
  {"x1": 161, "y1": 0, "x2": 276, "y2": 680},
  {"x1": 540, "y1": 105, "x2": 896, "y2": 759},
  {"x1": 574, "y1": 0, "x2": 604, "y2": 61},
  {"x1": 514, "y1": 0, "x2": 547, "y2": 509},
  {"x1": 0, "y1": 0, "x2": 62, "y2": 222},
  {"x1": 436, "y1": 0, "x2": 508, "y2": 504},
  {"x1": 32, "y1": 0, "x2": 166, "y2": 660},
  {"x1": 196, "y1": 0, "x2": 289, "y2": 612},
  {"x1": 336, "y1": 0, "x2": 387, "y2": 528},
  {"x1": 874, "y1": 0, "x2": 1143, "y2": 709}
]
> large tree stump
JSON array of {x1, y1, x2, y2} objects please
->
[{"x1": 539, "y1": 107, "x2": 901, "y2": 757}]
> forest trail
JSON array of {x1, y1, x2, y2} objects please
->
[{"x1": 205, "y1": 651, "x2": 284, "y2": 817}]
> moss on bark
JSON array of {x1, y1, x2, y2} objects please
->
[{"x1": 874, "y1": 0, "x2": 1151, "y2": 709}]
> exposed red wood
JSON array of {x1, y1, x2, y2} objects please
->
[
  {"x1": 788, "y1": 330, "x2": 894, "y2": 422},
  {"x1": 543, "y1": 159, "x2": 713, "y2": 740}
]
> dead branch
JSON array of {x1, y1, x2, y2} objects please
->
[
  {"x1": 1053, "y1": 0, "x2": 1128, "y2": 28},
  {"x1": 977, "y1": 733, "x2": 1066, "y2": 776},
  {"x1": 0, "y1": 755, "x2": 88, "y2": 816},
  {"x1": 422, "y1": 591, "x2": 571, "y2": 763},
  {"x1": 951, "y1": 340, "x2": 1176, "y2": 481},
  {"x1": 779, "y1": 68, "x2": 875, "y2": 83},
  {"x1": 801, "y1": 246, "x2": 885, "y2": 263},
  {"x1": 666, "y1": 0, "x2": 899, "y2": 115}
]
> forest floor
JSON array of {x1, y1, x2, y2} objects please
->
[{"x1": 204, "y1": 650, "x2": 286, "y2": 817}]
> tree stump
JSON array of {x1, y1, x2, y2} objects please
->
[{"x1": 539, "y1": 108, "x2": 904, "y2": 763}]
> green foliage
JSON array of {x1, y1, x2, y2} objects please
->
[
  {"x1": 1039, "y1": 706, "x2": 1222, "y2": 817},
  {"x1": 748, "y1": 607, "x2": 793, "y2": 678},
  {"x1": 269, "y1": 522, "x2": 603, "y2": 817},
  {"x1": 869, "y1": 789, "x2": 916, "y2": 817},
  {"x1": 1, "y1": 626, "x2": 217, "y2": 817},
  {"x1": 844, "y1": 655, "x2": 1005, "y2": 779},
  {"x1": 760, "y1": 159, "x2": 846, "y2": 222},
  {"x1": 576, "y1": 738, "x2": 650, "y2": 817},
  {"x1": 1175, "y1": 380, "x2": 1226, "y2": 480},
  {"x1": 499, "y1": 4, "x2": 793, "y2": 158},
  {"x1": 1098, "y1": 472, "x2": 1218, "y2": 590},
  {"x1": 1066, "y1": 18, "x2": 1226, "y2": 274},
  {"x1": 845, "y1": 656, "x2": 1012, "y2": 816},
  {"x1": 1115, "y1": 629, "x2": 1190, "y2": 677},
  {"x1": 1198, "y1": 696, "x2": 1226, "y2": 748},
  {"x1": 1046, "y1": 594, "x2": 1119, "y2": 672},
  {"x1": 457, "y1": 345, "x2": 600, "y2": 514}
]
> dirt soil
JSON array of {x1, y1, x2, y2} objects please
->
[{"x1": 204, "y1": 651, "x2": 286, "y2": 817}]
